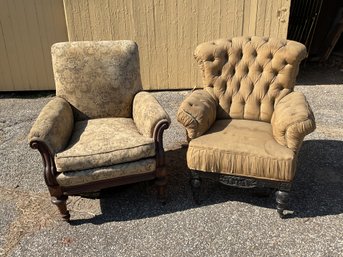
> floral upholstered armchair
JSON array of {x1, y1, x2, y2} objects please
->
[
  {"x1": 28, "y1": 41, "x2": 170, "y2": 221},
  {"x1": 177, "y1": 36, "x2": 316, "y2": 217}
]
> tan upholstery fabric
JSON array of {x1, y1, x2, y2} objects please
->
[
  {"x1": 271, "y1": 91, "x2": 316, "y2": 152},
  {"x1": 177, "y1": 90, "x2": 217, "y2": 139},
  {"x1": 52, "y1": 40, "x2": 142, "y2": 121},
  {"x1": 178, "y1": 37, "x2": 315, "y2": 184},
  {"x1": 55, "y1": 118, "x2": 155, "y2": 172},
  {"x1": 56, "y1": 158, "x2": 156, "y2": 187},
  {"x1": 194, "y1": 36, "x2": 307, "y2": 121},
  {"x1": 133, "y1": 92, "x2": 171, "y2": 138},
  {"x1": 187, "y1": 119, "x2": 296, "y2": 181},
  {"x1": 28, "y1": 97, "x2": 73, "y2": 154}
]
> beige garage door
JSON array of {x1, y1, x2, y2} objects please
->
[{"x1": 64, "y1": 0, "x2": 291, "y2": 90}]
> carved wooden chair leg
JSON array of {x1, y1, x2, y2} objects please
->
[
  {"x1": 275, "y1": 190, "x2": 290, "y2": 218},
  {"x1": 51, "y1": 195, "x2": 70, "y2": 221},
  {"x1": 155, "y1": 167, "x2": 167, "y2": 204},
  {"x1": 48, "y1": 186, "x2": 70, "y2": 222},
  {"x1": 156, "y1": 180, "x2": 167, "y2": 204},
  {"x1": 190, "y1": 170, "x2": 201, "y2": 205}
]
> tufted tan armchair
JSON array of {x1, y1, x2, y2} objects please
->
[
  {"x1": 177, "y1": 36, "x2": 316, "y2": 217},
  {"x1": 28, "y1": 41, "x2": 170, "y2": 221}
]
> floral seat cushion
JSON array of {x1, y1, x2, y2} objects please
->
[{"x1": 55, "y1": 118, "x2": 155, "y2": 172}]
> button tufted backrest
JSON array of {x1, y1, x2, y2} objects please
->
[
  {"x1": 194, "y1": 36, "x2": 307, "y2": 122},
  {"x1": 52, "y1": 40, "x2": 142, "y2": 121}
]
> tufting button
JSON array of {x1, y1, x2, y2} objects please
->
[
  {"x1": 208, "y1": 56, "x2": 215, "y2": 62},
  {"x1": 224, "y1": 52, "x2": 229, "y2": 61}
]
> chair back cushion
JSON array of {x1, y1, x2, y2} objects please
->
[
  {"x1": 194, "y1": 36, "x2": 307, "y2": 122},
  {"x1": 52, "y1": 40, "x2": 142, "y2": 120}
]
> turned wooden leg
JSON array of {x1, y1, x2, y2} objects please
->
[
  {"x1": 48, "y1": 186, "x2": 70, "y2": 221},
  {"x1": 155, "y1": 167, "x2": 167, "y2": 204},
  {"x1": 275, "y1": 190, "x2": 290, "y2": 218},
  {"x1": 190, "y1": 170, "x2": 201, "y2": 205},
  {"x1": 156, "y1": 180, "x2": 167, "y2": 204},
  {"x1": 51, "y1": 195, "x2": 70, "y2": 221}
]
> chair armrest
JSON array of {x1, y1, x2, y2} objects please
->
[
  {"x1": 271, "y1": 92, "x2": 316, "y2": 152},
  {"x1": 177, "y1": 90, "x2": 217, "y2": 139},
  {"x1": 28, "y1": 97, "x2": 74, "y2": 154},
  {"x1": 133, "y1": 92, "x2": 171, "y2": 138}
]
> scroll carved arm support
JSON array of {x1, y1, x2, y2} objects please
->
[
  {"x1": 153, "y1": 119, "x2": 170, "y2": 168},
  {"x1": 30, "y1": 141, "x2": 58, "y2": 186}
]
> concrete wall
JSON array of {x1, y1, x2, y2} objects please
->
[{"x1": 0, "y1": 0, "x2": 290, "y2": 91}]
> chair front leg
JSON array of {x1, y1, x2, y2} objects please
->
[
  {"x1": 49, "y1": 186, "x2": 70, "y2": 221},
  {"x1": 30, "y1": 141, "x2": 70, "y2": 222},
  {"x1": 154, "y1": 120, "x2": 170, "y2": 204},
  {"x1": 275, "y1": 190, "x2": 290, "y2": 218}
]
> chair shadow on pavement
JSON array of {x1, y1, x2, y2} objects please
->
[{"x1": 70, "y1": 140, "x2": 343, "y2": 225}]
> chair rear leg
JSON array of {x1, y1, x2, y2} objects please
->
[
  {"x1": 156, "y1": 166, "x2": 167, "y2": 204},
  {"x1": 190, "y1": 170, "x2": 201, "y2": 205}
]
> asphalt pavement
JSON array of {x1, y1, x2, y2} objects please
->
[{"x1": 0, "y1": 65, "x2": 342, "y2": 257}]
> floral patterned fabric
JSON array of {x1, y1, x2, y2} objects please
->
[
  {"x1": 55, "y1": 118, "x2": 156, "y2": 172},
  {"x1": 133, "y1": 92, "x2": 171, "y2": 138},
  {"x1": 56, "y1": 158, "x2": 156, "y2": 187},
  {"x1": 51, "y1": 40, "x2": 142, "y2": 121},
  {"x1": 28, "y1": 97, "x2": 74, "y2": 154}
]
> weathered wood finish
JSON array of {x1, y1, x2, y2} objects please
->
[
  {"x1": 190, "y1": 170, "x2": 292, "y2": 217},
  {"x1": 154, "y1": 120, "x2": 170, "y2": 202},
  {"x1": 0, "y1": 0, "x2": 68, "y2": 91},
  {"x1": 30, "y1": 120, "x2": 170, "y2": 221},
  {"x1": 63, "y1": 0, "x2": 291, "y2": 90},
  {"x1": 0, "y1": 0, "x2": 291, "y2": 91}
]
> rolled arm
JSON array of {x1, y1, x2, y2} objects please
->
[
  {"x1": 133, "y1": 92, "x2": 171, "y2": 138},
  {"x1": 177, "y1": 90, "x2": 217, "y2": 139},
  {"x1": 271, "y1": 92, "x2": 316, "y2": 152},
  {"x1": 28, "y1": 97, "x2": 74, "y2": 154}
]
